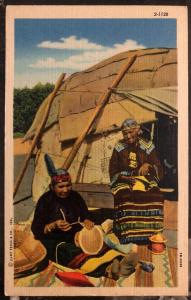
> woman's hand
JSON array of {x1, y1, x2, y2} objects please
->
[
  {"x1": 55, "y1": 220, "x2": 72, "y2": 231},
  {"x1": 120, "y1": 175, "x2": 136, "y2": 185},
  {"x1": 83, "y1": 219, "x2": 94, "y2": 230},
  {"x1": 44, "y1": 220, "x2": 72, "y2": 233},
  {"x1": 138, "y1": 163, "x2": 153, "y2": 176}
]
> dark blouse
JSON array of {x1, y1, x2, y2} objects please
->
[
  {"x1": 109, "y1": 138, "x2": 163, "y2": 185},
  {"x1": 31, "y1": 190, "x2": 89, "y2": 242}
]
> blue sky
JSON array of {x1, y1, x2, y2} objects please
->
[{"x1": 15, "y1": 19, "x2": 176, "y2": 88}]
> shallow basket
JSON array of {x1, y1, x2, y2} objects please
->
[
  {"x1": 14, "y1": 225, "x2": 47, "y2": 275},
  {"x1": 75, "y1": 226, "x2": 104, "y2": 255}
]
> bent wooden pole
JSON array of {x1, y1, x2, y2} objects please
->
[
  {"x1": 63, "y1": 55, "x2": 137, "y2": 170},
  {"x1": 14, "y1": 73, "x2": 66, "y2": 198}
]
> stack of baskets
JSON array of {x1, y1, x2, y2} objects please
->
[{"x1": 14, "y1": 224, "x2": 47, "y2": 277}]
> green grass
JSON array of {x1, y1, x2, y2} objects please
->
[{"x1": 14, "y1": 132, "x2": 25, "y2": 138}]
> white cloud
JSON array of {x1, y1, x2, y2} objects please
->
[
  {"x1": 37, "y1": 35, "x2": 105, "y2": 50},
  {"x1": 30, "y1": 39, "x2": 145, "y2": 70},
  {"x1": 29, "y1": 57, "x2": 63, "y2": 69}
]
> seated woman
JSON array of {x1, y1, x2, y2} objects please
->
[
  {"x1": 109, "y1": 118, "x2": 164, "y2": 244},
  {"x1": 31, "y1": 154, "x2": 94, "y2": 266}
]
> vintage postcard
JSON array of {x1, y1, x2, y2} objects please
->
[{"x1": 5, "y1": 5, "x2": 188, "y2": 296}]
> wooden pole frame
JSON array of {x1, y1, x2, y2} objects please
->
[
  {"x1": 13, "y1": 73, "x2": 66, "y2": 198},
  {"x1": 63, "y1": 55, "x2": 137, "y2": 170}
]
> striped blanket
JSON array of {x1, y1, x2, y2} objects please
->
[
  {"x1": 14, "y1": 246, "x2": 177, "y2": 288},
  {"x1": 111, "y1": 177, "x2": 164, "y2": 244}
]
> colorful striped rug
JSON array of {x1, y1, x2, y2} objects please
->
[{"x1": 14, "y1": 246, "x2": 177, "y2": 288}]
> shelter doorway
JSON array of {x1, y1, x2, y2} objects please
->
[{"x1": 142, "y1": 114, "x2": 178, "y2": 200}]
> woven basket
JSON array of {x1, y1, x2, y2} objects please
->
[
  {"x1": 14, "y1": 226, "x2": 47, "y2": 274},
  {"x1": 75, "y1": 226, "x2": 104, "y2": 255}
]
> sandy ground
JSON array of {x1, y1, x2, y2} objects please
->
[
  {"x1": 14, "y1": 138, "x2": 33, "y2": 155},
  {"x1": 14, "y1": 137, "x2": 31, "y2": 155}
]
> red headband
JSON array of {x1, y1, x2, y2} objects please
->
[{"x1": 51, "y1": 174, "x2": 71, "y2": 184}]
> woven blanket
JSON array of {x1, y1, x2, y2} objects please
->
[
  {"x1": 112, "y1": 180, "x2": 164, "y2": 244},
  {"x1": 14, "y1": 246, "x2": 177, "y2": 288}
]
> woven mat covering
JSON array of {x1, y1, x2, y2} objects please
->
[{"x1": 14, "y1": 246, "x2": 177, "y2": 288}]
